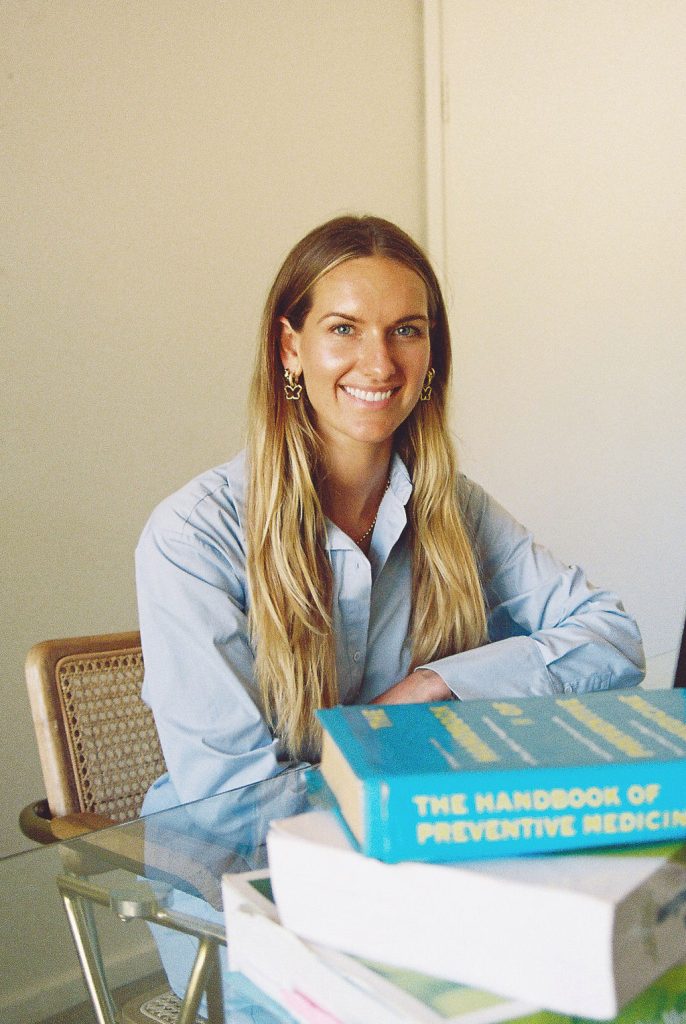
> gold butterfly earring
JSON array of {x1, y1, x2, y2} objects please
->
[
  {"x1": 420, "y1": 367, "x2": 435, "y2": 402},
  {"x1": 284, "y1": 369, "x2": 303, "y2": 401}
]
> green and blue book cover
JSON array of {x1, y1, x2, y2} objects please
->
[
  {"x1": 317, "y1": 689, "x2": 686, "y2": 862},
  {"x1": 365, "y1": 961, "x2": 686, "y2": 1024}
]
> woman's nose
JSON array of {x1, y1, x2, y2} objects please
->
[{"x1": 358, "y1": 330, "x2": 395, "y2": 378}]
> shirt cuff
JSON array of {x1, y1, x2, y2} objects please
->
[{"x1": 419, "y1": 636, "x2": 556, "y2": 701}]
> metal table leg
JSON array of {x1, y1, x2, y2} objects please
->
[{"x1": 60, "y1": 886, "x2": 118, "y2": 1024}]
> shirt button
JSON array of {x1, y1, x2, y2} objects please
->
[{"x1": 353, "y1": 652, "x2": 362, "y2": 663}]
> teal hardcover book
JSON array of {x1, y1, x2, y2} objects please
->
[{"x1": 317, "y1": 689, "x2": 686, "y2": 862}]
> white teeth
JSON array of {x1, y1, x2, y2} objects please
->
[{"x1": 343, "y1": 386, "x2": 394, "y2": 403}]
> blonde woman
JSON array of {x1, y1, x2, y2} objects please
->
[{"x1": 136, "y1": 215, "x2": 645, "y2": 819}]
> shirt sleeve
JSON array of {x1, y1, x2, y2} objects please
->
[
  {"x1": 422, "y1": 478, "x2": 646, "y2": 700},
  {"x1": 135, "y1": 498, "x2": 298, "y2": 809}
]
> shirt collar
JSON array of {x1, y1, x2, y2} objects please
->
[{"x1": 388, "y1": 451, "x2": 412, "y2": 505}]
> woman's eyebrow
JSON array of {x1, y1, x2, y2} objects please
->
[
  {"x1": 390, "y1": 313, "x2": 430, "y2": 325},
  {"x1": 317, "y1": 311, "x2": 362, "y2": 324}
]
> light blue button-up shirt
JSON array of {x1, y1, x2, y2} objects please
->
[{"x1": 135, "y1": 450, "x2": 644, "y2": 818}]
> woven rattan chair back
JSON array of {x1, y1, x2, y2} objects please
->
[{"x1": 25, "y1": 631, "x2": 166, "y2": 821}]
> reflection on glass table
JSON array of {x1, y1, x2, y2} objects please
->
[{"x1": 1, "y1": 765, "x2": 323, "y2": 1024}]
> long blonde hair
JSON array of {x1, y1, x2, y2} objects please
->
[{"x1": 246, "y1": 215, "x2": 486, "y2": 757}]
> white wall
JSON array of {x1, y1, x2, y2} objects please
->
[
  {"x1": 1, "y1": 0, "x2": 426, "y2": 857},
  {"x1": 427, "y1": 0, "x2": 686, "y2": 677}
]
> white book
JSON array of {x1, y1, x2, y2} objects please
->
[
  {"x1": 222, "y1": 869, "x2": 538, "y2": 1024},
  {"x1": 266, "y1": 809, "x2": 686, "y2": 1020}
]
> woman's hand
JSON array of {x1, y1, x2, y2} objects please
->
[{"x1": 370, "y1": 667, "x2": 453, "y2": 705}]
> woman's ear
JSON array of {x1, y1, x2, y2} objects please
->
[{"x1": 279, "y1": 316, "x2": 301, "y2": 375}]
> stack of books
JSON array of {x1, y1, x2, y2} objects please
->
[
  {"x1": 222, "y1": 867, "x2": 541, "y2": 1024},
  {"x1": 222, "y1": 863, "x2": 686, "y2": 1024},
  {"x1": 222, "y1": 688, "x2": 686, "y2": 1022}
]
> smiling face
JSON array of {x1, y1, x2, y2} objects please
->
[{"x1": 279, "y1": 256, "x2": 431, "y2": 460}]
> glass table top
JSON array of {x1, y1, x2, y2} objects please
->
[{"x1": 1, "y1": 766, "x2": 323, "y2": 1024}]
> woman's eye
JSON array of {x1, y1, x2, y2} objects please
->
[
  {"x1": 396, "y1": 324, "x2": 420, "y2": 337},
  {"x1": 332, "y1": 323, "x2": 354, "y2": 336}
]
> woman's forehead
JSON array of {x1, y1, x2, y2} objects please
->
[{"x1": 308, "y1": 256, "x2": 429, "y2": 317}]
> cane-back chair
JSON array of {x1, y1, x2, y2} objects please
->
[
  {"x1": 19, "y1": 632, "x2": 219, "y2": 1022},
  {"x1": 20, "y1": 630, "x2": 165, "y2": 842}
]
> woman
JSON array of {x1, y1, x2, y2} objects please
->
[
  {"x1": 136, "y1": 214, "x2": 645, "y2": 821},
  {"x1": 135, "y1": 214, "x2": 644, "y2": 1018}
]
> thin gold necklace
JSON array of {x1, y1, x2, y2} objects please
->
[{"x1": 356, "y1": 477, "x2": 391, "y2": 546}]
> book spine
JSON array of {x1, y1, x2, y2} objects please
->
[{"x1": 362, "y1": 758, "x2": 686, "y2": 862}]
